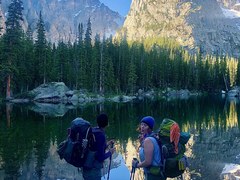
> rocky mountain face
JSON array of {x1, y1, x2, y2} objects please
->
[
  {"x1": 119, "y1": 0, "x2": 240, "y2": 57},
  {"x1": 0, "y1": 0, "x2": 124, "y2": 43},
  {"x1": 1, "y1": 0, "x2": 240, "y2": 57}
]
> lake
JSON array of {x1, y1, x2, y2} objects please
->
[{"x1": 0, "y1": 95, "x2": 240, "y2": 180}]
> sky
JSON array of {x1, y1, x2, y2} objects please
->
[{"x1": 99, "y1": 0, "x2": 132, "y2": 17}]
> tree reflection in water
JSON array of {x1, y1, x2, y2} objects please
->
[{"x1": 0, "y1": 96, "x2": 239, "y2": 179}]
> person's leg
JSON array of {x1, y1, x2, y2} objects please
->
[{"x1": 82, "y1": 168, "x2": 101, "y2": 180}]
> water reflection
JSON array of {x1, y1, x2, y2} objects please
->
[
  {"x1": 226, "y1": 101, "x2": 238, "y2": 129},
  {"x1": 0, "y1": 96, "x2": 239, "y2": 180}
]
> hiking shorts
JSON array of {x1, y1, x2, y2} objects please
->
[
  {"x1": 82, "y1": 167, "x2": 101, "y2": 180},
  {"x1": 145, "y1": 172, "x2": 166, "y2": 180}
]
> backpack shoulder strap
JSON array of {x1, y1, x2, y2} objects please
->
[
  {"x1": 91, "y1": 127, "x2": 102, "y2": 143},
  {"x1": 149, "y1": 134, "x2": 165, "y2": 167},
  {"x1": 85, "y1": 126, "x2": 91, "y2": 139},
  {"x1": 92, "y1": 127, "x2": 104, "y2": 136}
]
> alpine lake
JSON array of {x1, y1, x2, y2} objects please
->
[{"x1": 0, "y1": 95, "x2": 240, "y2": 180}]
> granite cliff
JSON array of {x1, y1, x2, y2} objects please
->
[{"x1": 118, "y1": 0, "x2": 240, "y2": 57}]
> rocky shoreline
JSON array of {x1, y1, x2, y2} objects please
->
[{"x1": 7, "y1": 82, "x2": 199, "y2": 104}]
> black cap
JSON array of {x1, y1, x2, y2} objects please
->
[{"x1": 97, "y1": 113, "x2": 108, "y2": 128}]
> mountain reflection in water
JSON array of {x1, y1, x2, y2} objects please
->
[{"x1": 0, "y1": 96, "x2": 239, "y2": 180}]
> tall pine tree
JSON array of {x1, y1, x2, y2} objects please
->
[
  {"x1": 77, "y1": 23, "x2": 86, "y2": 89},
  {"x1": 0, "y1": 0, "x2": 3, "y2": 35},
  {"x1": 35, "y1": 11, "x2": 47, "y2": 85},
  {"x1": 3, "y1": 0, "x2": 24, "y2": 99},
  {"x1": 84, "y1": 17, "x2": 92, "y2": 90},
  {"x1": 92, "y1": 33, "x2": 101, "y2": 93}
]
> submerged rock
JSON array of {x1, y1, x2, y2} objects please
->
[{"x1": 29, "y1": 102, "x2": 69, "y2": 117}]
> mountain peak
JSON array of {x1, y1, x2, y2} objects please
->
[
  {"x1": 118, "y1": 0, "x2": 240, "y2": 57},
  {"x1": 1, "y1": 0, "x2": 124, "y2": 43}
]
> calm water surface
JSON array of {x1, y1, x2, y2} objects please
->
[{"x1": 0, "y1": 96, "x2": 240, "y2": 180}]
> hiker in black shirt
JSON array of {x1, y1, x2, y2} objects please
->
[{"x1": 82, "y1": 113, "x2": 115, "y2": 180}]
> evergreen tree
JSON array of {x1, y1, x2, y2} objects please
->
[
  {"x1": 0, "y1": 0, "x2": 3, "y2": 95},
  {"x1": 48, "y1": 43, "x2": 58, "y2": 82},
  {"x1": 104, "y1": 57, "x2": 115, "y2": 93},
  {"x1": 0, "y1": 0, "x2": 3, "y2": 35},
  {"x1": 118, "y1": 36, "x2": 130, "y2": 92},
  {"x1": 71, "y1": 41, "x2": 79, "y2": 89},
  {"x1": 56, "y1": 40, "x2": 68, "y2": 82},
  {"x1": 77, "y1": 23, "x2": 86, "y2": 89},
  {"x1": 84, "y1": 17, "x2": 92, "y2": 55},
  {"x1": 20, "y1": 26, "x2": 34, "y2": 92},
  {"x1": 172, "y1": 50, "x2": 181, "y2": 89},
  {"x1": 78, "y1": 23, "x2": 84, "y2": 45},
  {"x1": 84, "y1": 17, "x2": 92, "y2": 90},
  {"x1": 203, "y1": 58, "x2": 211, "y2": 91},
  {"x1": 127, "y1": 58, "x2": 137, "y2": 94},
  {"x1": 112, "y1": 38, "x2": 121, "y2": 93},
  {"x1": 92, "y1": 33, "x2": 101, "y2": 93},
  {"x1": 0, "y1": 35, "x2": 4, "y2": 96},
  {"x1": 194, "y1": 52, "x2": 203, "y2": 90},
  {"x1": 35, "y1": 11, "x2": 47, "y2": 85},
  {"x1": 99, "y1": 34, "x2": 104, "y2": 94},
  {"x1": 213, "y1": 56, "x2": 221, "y2": 90},
  {"x1": 104, "y1": 35, "x2": 116, "y2": 93},
  {"x1": 26, "y1": 24, "x2": 33, "y2": 41},
  {"x1": 45, "y1": 42, "x2": 54, "y2": 84},
  {"x1": 3, "y1": 0, "x2": 24, "y2": 99},
  {"x1": 65, "y1": 40, "x2": 74, "y2": 88},
  {"x1": 147, "y1": 44, "x2": 159, "y2": 88}
]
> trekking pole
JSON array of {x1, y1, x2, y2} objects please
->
[
  {"x1": 131, "y1": 157, "x2": 138, "y2": 180},
  {"x1": 107, "y1": 154, "x2": 112, "y2": 180},
  {"x1": 107, "y1": 142, "x2": 114, "y2": 180},
  {"x1": 130, "y1": 166, "x2": 135, "y2": 180},
  {"x1": 132, "y1": 167, "x2": 136, "y2": 180},
  {"x1": 180, "y1": 174, "x2": 184, "y2": 180}
]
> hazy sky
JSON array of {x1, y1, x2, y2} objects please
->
[{"x1": 99, "y1": 0, "x2": 132, "y2": 17}]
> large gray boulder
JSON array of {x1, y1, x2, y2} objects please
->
[{"x1": 30, "y1": 82, "x2": 69, "y2": 102}]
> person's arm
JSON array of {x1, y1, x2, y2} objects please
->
[
  {"x1": 95, "y1": 133, "x2": 113, "y2": 162},
  {"x1": 137, "y1": 138, "x2": 153, "y2": 168}
]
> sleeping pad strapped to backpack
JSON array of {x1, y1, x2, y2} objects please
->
[
  {"x1": 150, "y1": 118, "x2": 190, "y2": 178},
  {"x1": 57, "y1": 117, "x2": 95, "y2": 168}
]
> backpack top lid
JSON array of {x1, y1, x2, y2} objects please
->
[
  {"x1": 69, "y1": 118, "x2": 91, "y2": 142},
  {"x1": 158, "y1": 118, "x2": 180, "y2": 154},
  {"x1": 71, "y1": 117, "x2": 90, "y2": 127}
]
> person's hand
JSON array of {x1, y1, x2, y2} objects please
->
[
  {"x1": 108, "y1": 139, "x2": 115, "y2": 147},
  {"x1": 132, "y1": 158, "x2": 139, "y2": 168},
  {"x1": 109, "y1": 147, "x2": 116, "y2": 155}
]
